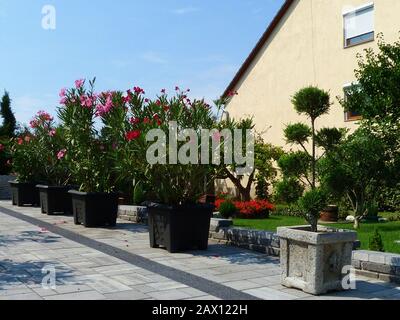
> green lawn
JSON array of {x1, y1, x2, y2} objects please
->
[{"x1": 233, "y1": 215, "x2": 400, "y2": 254}]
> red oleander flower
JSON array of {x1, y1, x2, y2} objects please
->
[
  {"x1": 125, "y1": 130, "x2": 141, "y2": 141},
  {"x1": 0, "y1": 144, "x2": 4, "y2": 152},
  {"x1": 143, "y1": 117, "x2": 151, "y2": 124},
  {"x1": 130, "y1": 117, "x2": 140, "y2": 125}
]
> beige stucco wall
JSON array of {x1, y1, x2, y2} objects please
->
[{"x1": 226, "y1": 0, "x2": 400, "y2": 149}]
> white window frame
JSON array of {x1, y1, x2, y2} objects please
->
[{"x1": 343, "y1": 3, "x2": 375, "y2": 48}]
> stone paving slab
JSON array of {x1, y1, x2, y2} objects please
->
[
  {"x1": 0, "y1": 206, "x2": 213, "y2": 300},
  {"x1": 1, "y1": 201, "x2": 400, "y2": 300}
]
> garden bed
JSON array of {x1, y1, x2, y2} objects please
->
[{"x1": 232, "y1": 215, "x2": 400, "y2": 254}]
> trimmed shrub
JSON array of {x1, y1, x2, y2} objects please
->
[
  {"x1": 219, "y1": 201, "x2": 237, "y2": 219},
  {"x1": 369, "y1": 229, "x2": 385, "y2": 252}
]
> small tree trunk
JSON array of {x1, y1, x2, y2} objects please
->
[
  {"x1": 311, "y1": 118, "x2": 316, "y2": 189},
  {"x1": 354, "y1": 218, "x2": 360, "y2": 230}
]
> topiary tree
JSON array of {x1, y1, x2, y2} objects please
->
[
  {"x1": 290, "y1": 86, "x2": 332, "y2": 188},
  {"x1": 276, "y1": 87, "x2": 345, "y2": 231},
  {"x1": 0, "y1": 91, "x2": 17, "y2": 138}
]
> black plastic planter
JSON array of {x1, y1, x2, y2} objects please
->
[
  {"x1": 69, "y1": 190, "x2": 118, "y2": 228},
  {"x1": 10, "y1": 181, "x2": 40, "y2": 207},
  {"x1": 37, "y1": 185, "x2": 73, "y2": 215},
  {"x1": 147, "y1": 202, "x2": 214, "y2": 253}
]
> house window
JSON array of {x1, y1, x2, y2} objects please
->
[
  {"x1": 343, "y1": 4, "x2": 374, "y2": 48},
  {"x1": 343, "y1": 84, "x2": 363, "y2": 122}
]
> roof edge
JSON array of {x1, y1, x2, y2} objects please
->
[{"x1": 223, "y1": 0, "x2": 295, "y2": 98}]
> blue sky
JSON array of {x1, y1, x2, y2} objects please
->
[{"x1": 0, "y1": 0, "x2": 284, "y2": 125}]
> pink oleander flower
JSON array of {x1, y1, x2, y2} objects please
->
[
  {"x1": 37, "y1": 110, "x2": 53, "y2": 122},
  {"x1": 75, "y1": 79, "x2": 84, "y2": 89},
  {"x1": 227, "y1": 90, "x2": 238, "y2": 97},
  {"x1": 57, "y1": 149, "x2": 67, "y2": 160},
  {"x1": 96, "y1": 95, "x2": 113, "y2": 116},
  {"x1": 124, "y1": 90, "x2": 132, "y2": 104},
  {"x1": 59, "y1": 88, "x2": 67, "y2": 98},
  {"x1": 80, "y1": 95, "x2": 94, "y2": 108},
  {"x1": 60, "y1": 97, "x2": 67, "y2": 105},
  {"x1": 49, "y1": 129, "x2": 56, "y2": 137},
  {"x1": 133, "y1": 86, "x2": 145, "y2": 95},
  {"x1": 24, "y1": 136, "x2": 31, "y2": 143},
  {"x1": 30, "y1": 120, "x2": 38, "y2": 129}
]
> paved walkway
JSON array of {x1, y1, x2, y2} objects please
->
[{"x1": 1, "y1": 200, "x2": 399, "y2": 300}]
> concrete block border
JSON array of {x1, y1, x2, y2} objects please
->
[{"x1": 352, "y1": 250, "x2": 400, "y2": 284}]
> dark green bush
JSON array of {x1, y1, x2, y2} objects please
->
[
  {"x1": 274, "y1": 178, "x2": 304, "y2": 204},
  {"x1": 219, "y1": 201, "x2": 237, "y2": 219},
  {"x1": 369, "y1": 229, "x2": 385, "y2": 252},
  {"x1": 133, "y1": 182, "x2": 146, "y2": 205},
  {"x1": 377, "y1": 185, "x2": 400, "y2": 212}
]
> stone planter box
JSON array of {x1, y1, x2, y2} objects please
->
[
  {"x1": 0, "y1": 175, "x2": 15, "y2": 200},
  {"x1": 277, "y1": 225, "x2": 357, "y2": 295}
]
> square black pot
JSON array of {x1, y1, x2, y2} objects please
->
[
  {"x1": 69, "y1": 190, "x2": 118, "y2": 228},
  {"x1": 37, "y1": 185, "x2": 73, "y2": 215},
  {"x1": 10, "y1": 181, "x2": 40, "y2": 207},
  {"x1": 147, "y1": 203, "x2": 213, "y2": 253}
]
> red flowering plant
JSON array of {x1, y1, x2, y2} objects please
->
[
  {"x1": 57, "y1": 79, "x2": 114, "y2": 193},
  {"x1": 101, "y1": 86, "x2": 217, "y2": 206},
  {"x1": 10, "y1": 128, "x2": 45, "y2": 183},
  {"x1": 215, "y1": 198, "x2": 275, "y2": 219},
  {"x1": 234, "y1": 200, "x2": 275, "y2": 219}
]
